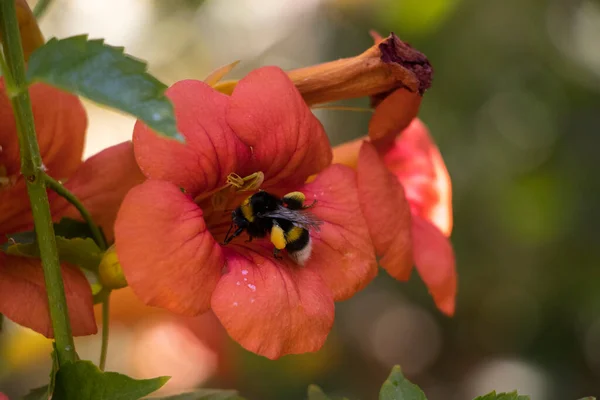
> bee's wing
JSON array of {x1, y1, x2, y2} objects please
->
[{"x1": 259, "y1": 206, "x2": 323, "y2": 231}]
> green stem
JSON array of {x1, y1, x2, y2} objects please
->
[
  {"x1": 44, "y1": 173, "x2": 112, "y2": 369},
  {"x1": 99, "y1": 293, "x2": 110, "y2": 371},
  {"x1": 0, "y1": 0, "x2": 76, "y2": 364},
  {"x1": 32, "y1": 0, "x2": 52, "y2": 19},
  {"x1": 44, "y1": 173, "x2": 108, "y2": 251}
]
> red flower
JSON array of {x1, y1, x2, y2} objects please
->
[
  {"x1": 358, "y1": 119, "x2": 456, "y2": 315},
  {"x1": 0, "y1": 82, "x2": 145, "y2": 337},
  {"x1": 115, "y1": 67, "x2": 377, "y2": 359},
  {"x1": 333, "y1": 103, "x2": 456, "y2": 315}
]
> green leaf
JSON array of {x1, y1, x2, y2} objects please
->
[
  {"x1": 47, "y1": 345, "x2": 59, "y2": 399},
  {"x1": 27, "y1": 35, "x2": 181, "y2": 141},
  {"x1": 53, "y1": 360, "x2": 169, "y2": 400},
  {"x1": 307, "y1": 385, "x2": 334, "y2": 400},
  {"x1": 473, "y1": 391, "x2": 530, "y2": 400},
  {"x1": 2, "y1": 234, "x2": 102, "y2": 272},
  {"x1": 54, "y1": 237, "x2": 103, "y2": 272},
  {"x1": 2, "y1": 229, "x2": 36, "y2": 250},
  {"x1": 145, "y1": 389, "x2": 245, "y2": 400},
  {"x1": 21, "y1": 346, "x2": 59, "y2": 400},
  {"x1": 53, "y1": 217, "x2": 105, "y2": 241},
  {"x1": 304, "y1": 385, "x2": 348, "y2": 400},
  {"x1": 379, "y1": 366, "x2": 427, "y2": 400},
  {"x1": 22, "y1": 386, "x2": 49, "y2": 400}
]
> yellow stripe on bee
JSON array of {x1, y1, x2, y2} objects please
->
[
  {"x1": 283, "y1": 191, "x2": 306, "y2": 204},
  {"x1": 286, "y1": 226, "x2": 304, "y2": 243},
  {"x1": 241, "y1": 196, "x2": 254, "y2": 222},
  {"x1": 271, "y1": 223, "x2": 287, "y2": 250}
]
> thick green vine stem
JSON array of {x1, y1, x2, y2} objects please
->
[
  {"x1": 0, "y1": 0, "x2": 76, "y2": 364},
  {"x1": 44, "y1": 173, "x2": 113, "y2": 370},
  {"x1": 43, "y1": 174, "x2": 113, "y2": 369}
]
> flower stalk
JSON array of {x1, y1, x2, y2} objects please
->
[
  {"x1": 44, "y1": 173, "x2": 108, "y2": 251},
  {"x1": 0, "y1": 0, "x2": 76, "y2": 364},
  {"x1": 33, "y1": 0, "x2": 52, "y2": 18}
]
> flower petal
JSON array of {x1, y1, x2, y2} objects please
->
[
  {"x1": 0, "y1": 254, "x2": 96, "y2": 337},
  {"x1": 227, "y1": 66, "x2": 332, "y2": 187},
  {"x1": 369, "y1": 88, "x2": 422, "y2": 149},
  {"x1": 50, "y1": 142, "x2": 145, "y2": 242},
  {"x1": 15, "y1": 0, "x2": 45, "y2": 61},
  {"x1": 0, "y1": 180, "x2": 32, "y2": 235},
  {"x1": 0, "y1": 83, "x2": 86, "y2": 232},
  {"x1": 383, "y1": 119, "x2": 453, "y2": 236},
  {"x1": 211, "y1": 246, "x2": 334, "y2": 359},
  {"x1": 332, "y1": 137, "x2": 363, "y2": 169},
  {"x1": 133, "y1": 80, "x2": 251, "y2": 196},
  {"x1": 412, "y1": 214, "x2": 456, "y2": 316},
  {"x1": 300, "y1": 164, "x2": 378, "y2": 300},
  {"x1": 0, "y1": 82, "x2": 86, "y2": 180},
  {"x1": 204, "y1": 60, "x2": 240, "y2": 86},
  {"x1": 357, "y1": 142, "x2": 413, "y2": 280},
  {"x1": 115, "y1": 180, "x2": 223, "y2": 315}
]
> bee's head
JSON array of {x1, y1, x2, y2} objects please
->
[
  {"x1": 231, "y1": 208, "x2": 248, "y2": 227},
  {"x1": 224, "y1": 207, "x2": 249, "y2": 245}
]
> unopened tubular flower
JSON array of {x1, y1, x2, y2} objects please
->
[
  {"x1": 0, "y1": 81, "x2": 145, "y2": 337},
  {"x1": 115, "y1": 66, "x2": 377, "y2": 359},
  {"x1": 214, "y1": 33, "x2": 431, "y2": 110}
]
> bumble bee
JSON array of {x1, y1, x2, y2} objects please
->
[{"x1": 223, "y1": 191, "x2": 321, "y2": 265}]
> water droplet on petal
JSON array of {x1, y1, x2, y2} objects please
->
[{"x1": 247, "y1": 284, "x2": 256, "y2": 291}]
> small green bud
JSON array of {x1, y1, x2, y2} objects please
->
[{"x1": 99, "y1": 245, "x2": 127, "y2": 289}]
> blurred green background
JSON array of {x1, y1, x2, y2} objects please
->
[{"x1": 2, "y1": 0, "x2": 600, "y2": 399}]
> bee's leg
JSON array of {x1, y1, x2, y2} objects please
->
[
  {"x1": 245, "y1": 235, "x2": 253, "y2": 243},
  {"x1": 282, "y1": 191, "x2": 307, "y2": 210},
  {"x1": 302, "y1": 199, "x2": 317, "y2": 209},
  {"x1": 283, "y1": 191, "x2": 318, "y2": 209},
  {"x1": 270, "y1": 221, "x2": 287, "y2": 251},
  {"x1": 273, "y1": 248, "x2": 283, "y2": 260},
  {"x1": 224, "y1": 222, "x2": 234, "y2": 243},
  {"x1": 223, "y1": 226, "x2": 244, "y2": 245}
]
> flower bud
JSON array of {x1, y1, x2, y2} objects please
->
[
  {"x1": 213, "y1": 33, "x2": 432, "y2": 107},
  {"x1": 99, "y1": 245, "x2": 128, "y2": 290}
]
